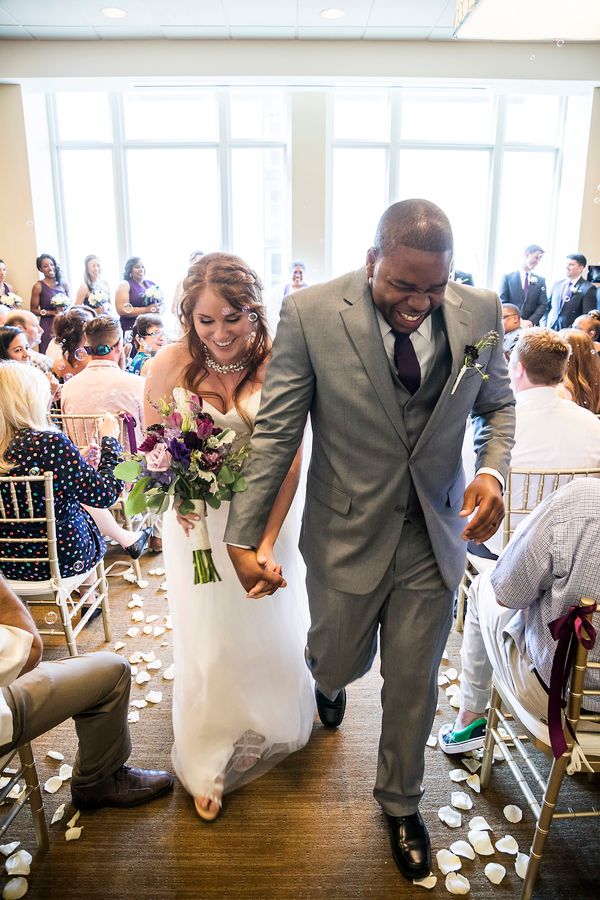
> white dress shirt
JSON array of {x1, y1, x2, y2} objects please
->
[
  {"x1": 60, "y1": 359, "x2": 146, "y2": 445},
  {"x1": 0, "y1": 625, "x2": 33, "y2": 745}
]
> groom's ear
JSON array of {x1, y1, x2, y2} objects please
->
[{"x1": 366, "y1": 247, "x2": 377, "y2": 278}]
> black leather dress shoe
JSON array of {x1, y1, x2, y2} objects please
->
[
  {"x1": 315, "y1": 685, "x2": 346, "y2": 727},
  {"x1": 384, "y1": 810, "x2": 431, "y2": 880},
  {"x1": 125, "y1": 526, "x2": 153, "y2": 559},
  {"x1": 71, "y1": 765, "x2": 174, "y2": 810}
]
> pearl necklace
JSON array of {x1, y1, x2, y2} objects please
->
[{"x1": 203, "y1": 346, "x2": 249, "y2": 375}]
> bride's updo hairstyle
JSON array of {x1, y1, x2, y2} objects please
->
[{"x1": 179, "y1": 252, "x2": 270, "y2": 420}]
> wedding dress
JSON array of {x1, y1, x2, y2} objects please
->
[{"x1": 162, "y1": 390, "x2": 315, "y2": 802}]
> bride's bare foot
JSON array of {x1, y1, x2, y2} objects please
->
[{"x1": 194, "y1": 795, "x2": 222, "y2": 822}]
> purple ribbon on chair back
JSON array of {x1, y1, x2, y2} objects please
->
[
  {"x1": 547, "y1": 603, "x2": 597, "y2": 759},
  {"x1": 120, "y1": 412, "x2": 137, "y2": 454}
]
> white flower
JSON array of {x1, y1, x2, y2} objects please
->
[
  {"x1": 207, "y1": 427, "x2": 236, "y2": 448},
  {"x1": 4, "y1": 292, "x2": 22, "y2": 308}
]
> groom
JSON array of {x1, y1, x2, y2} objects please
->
[{"x1": 226, "y1": 199, "x2": 515, "y2": 880}]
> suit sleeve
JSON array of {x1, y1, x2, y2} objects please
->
[
  {"x1": 498, "y1": 274, "x2": 509, "y2": 305},
  {"x1": 528, "y1": 282, "x2": 549, "y2": 325},
  {"x1": 470, "y1": 294, "x2": 516, "y2": 484},
  {"x1": 583, "y1": 284, "x2": 598, "y2": 314},
  {"x1": 225, "y1": 296, "x2": 315, "y2": 548}
]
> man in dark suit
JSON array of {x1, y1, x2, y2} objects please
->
[
  {"x1": 547, "y1": 253, "x2": 598, "y2": 331},
  {"x1": 498, "y1": 244, "x2": 548, "y2": 325}
]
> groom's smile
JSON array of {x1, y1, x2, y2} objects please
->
[{"x1": 366, "y1": 244, "x2": 452, "y2": 334}]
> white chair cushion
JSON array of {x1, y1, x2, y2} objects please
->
[{"x1": 7, "y1": 569, "x2": 95, "y2": 597}]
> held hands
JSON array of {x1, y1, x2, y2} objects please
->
[
  {"x1": 227, "y1": 545, "x2": 286, "y2": 600},
  {"x1": 459, "y1": 473, "x2": 505, "y2": 543}
]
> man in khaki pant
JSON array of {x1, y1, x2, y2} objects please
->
[{"x1": 0, "y1": 574, "x2": 173, "y2": 809}]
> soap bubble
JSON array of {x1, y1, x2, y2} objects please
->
[
  {"x1": 72, "y1": 560, "x2": 84, "y2": 573},
  {"x1": 29, "y1": 466, "x2": 40, "y2": 476},
  {"x1": 556, "y1": 38, "x2": 564, "y2": 47},
  {"x1": 74, "y1": 348, "x2": 88, "y2": 361},
  {"x1": 44, "y1": 611, "x2": 59, "y2": 626}
]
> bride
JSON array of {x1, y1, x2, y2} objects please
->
[{"x1": 144, "y1": 252, "x2": 315, "y2": 821}]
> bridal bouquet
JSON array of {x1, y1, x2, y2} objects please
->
[
  {"x1": 141, "y1": 285, "x2": 164, "y2": 307},
  {"x1": 50, "y1": 293, "x2": 70, "y2": 309},
  {"x1": 86, "y1": 288, "x2": 110, "y2": 309},
  {"x1": 114, "y1": 388, "x2": 250, "y2": 585},
  {"x1": 3, "y1": 292, "x2": 23, "y2": 309}
]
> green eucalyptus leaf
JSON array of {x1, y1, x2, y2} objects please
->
[
  {"x1": 114, "y1": 460, "x2": 142, "y2": 481},
  {"x1": 231, "y1": 477, "x2": 248, "y2": 493}
]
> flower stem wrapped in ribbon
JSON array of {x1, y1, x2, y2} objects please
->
[
  {"x1": 114, "y1": 388, "x2": 250, "y2": 585},
  {"x1": 451, "y1": 330, "x2": 500, "y2": 396}
]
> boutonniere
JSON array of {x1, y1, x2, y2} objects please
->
[
  {"x1": 529, "y1": 275, "x2": 538, "y2": 284},
  {"x1": 451, "y1": 330, "x2": 500, "y2": 396}
]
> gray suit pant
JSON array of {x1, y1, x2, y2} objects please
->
[
  {"x1": 306, "y1": 520, "x2": 453, "y2": 817},
  {"x1": 1, "y1": 652, "x2": 132, "y2": 789}
]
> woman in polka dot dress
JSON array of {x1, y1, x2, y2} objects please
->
[{"x1": 0, "y1": 364, "x2": 124, "y2": 581}]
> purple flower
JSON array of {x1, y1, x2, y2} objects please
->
[
  {"x1": 183, "y1": 431, "x2": 204, "y2": 451},
  {"x1": 201, "y1": 450, "x2": 222, "y2": 473},
  {"x1": 138, "y1": 432, "x2": 161, "y2": 453},
  {"x1": 196, "y1": 414, "x2": 214, "y2": 440},
  {"x1": 166, "y1": 411, "x2": 183, "y2": 429},
  {"x1": 168, "y1": 438, "x2": 191, "y2": 467}
]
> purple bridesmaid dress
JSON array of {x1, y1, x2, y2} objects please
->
[{"x1": 38, "y1": 282, "x2": 70, "y2": 353}]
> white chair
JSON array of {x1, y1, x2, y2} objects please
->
[
  {"x1": 0, "y1": 472, "x2": 111, "y2": 657},
  {"x1": 0, "y1": 742, "x2": 48, "y2": 851},
  {"x1": 455, "y1": 466, "x2": 600, "y2": 632},
  {"x1": 480, "y1": 597, "x2": 600, "y2": 900},
  {"x1": 50, "y1": 411, "x2": 147, "y2": 583}
]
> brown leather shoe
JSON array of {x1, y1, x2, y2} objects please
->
[{"x1": 71, "y1": 765, "x2": 174, "y2": 810}]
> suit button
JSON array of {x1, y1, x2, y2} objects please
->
[{"x1": 394, "y1": 505, "x2": 405, "y2": 514}]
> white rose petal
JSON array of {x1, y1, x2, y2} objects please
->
[
  {"x1": 460, "y1": 757, "x2": 481, "y2": 773},
  {"x1": 113, "y1": 641, "x2": 125, "y2": 652},
  {"x1": 443, "y1": 667, "x2": 458, "y2": 681},
  {"x1": 466, "y1": 773, "x2": 480, "y2": 793},
  {"x1": 123, "y1": 573, "x2": 137, "y2": 583},
  {"x1": 131, "y1": 699, "x2": 147, "y2": 709},
  {"x1": 8, "y1": 785, "x2": 25, "y2": 800},
  {"x1": 485, "y1": 863, "x2": 506, "y2": 884},
  {"x1": 51, "y1": 804, "x2": 66, "y2": 824},
  {"x1": 449, "y1": 694, "x2": 461, "y2": 709},
  {"x1": 127, "y1": 596, "x2": 143, "y2": 608},
  {"x1": 145, "y1": 690, "x2": 163, "y2": 704},
  {"x1": 0, "y1": 843, "x2": 19, "y2": 857},
  {"x1": 445, "y1": 873, "x2": 470, "y2": 895},
  {"x1": 128, "y1": 710, "x2": 140, "y2": 724},
  {"x1": 438, "y1": 806, "x2": 462, "y2": 828},
  {"x1": 136, "y1": 580, "x2": 149, "y2": 589},
  {"x1": 145, "y1": 615, "x2": 159, "y2": 624},
  {"x1": 162, "y1": 665, "x2": 175, "y2": 681},
  {"x1": 154, "y1": 567, "x2": 165, "y2": 576},
  {"x1": 469, "y1": 815, "x2": 492, "y2": 831},
  {"x1": 495, "y1": 835, "x2": 518, "y2": 855},
  {"x1": 515, "y1": 852, "x2": 530, "y2": 880},
  {"x1": 142, "y1": 626, "x2": 153, "y2": 635},
  {"x1": 140, "y1": 651, "x2": 156, "y2": 663},
  {"x1": 445, "y1": 684, "x2": 460, "y2": 697},
  {"x1": 413, "y1": 874, "x2": 437, "y2": 889},
  {"x1": 130, "y1": 610, "x2": 144, "y2": 623},
  {"x1": 159, "y1": 582, "x2": 168, "y2": 591},
  {"x1": 450, "y1": 791, "x2": 473, "y2": 811},
  {"x1": 126, "y1": 627, "x2": 139, "y2": 637},
  {"x1": 65, "y1": 826, "x2": 83, "y2": 841},
  {"x1": 468, "y1": 830, "x2": 494, "y2": 855},
  {"x1": 66, "y1": 811, "x2": 80, "y2": 830},
  {"x1": 449, "y1": 769, "x2": 469, "y2": 783},
  {"x1": 436, "y1": 849, "x2": 461, "y2": 875},
  {"x1": 438, "y1": 674, "x2": 449, "y2": 687},
  {"x1": 493, "y1": 745, "x2": 505, "y2": 761},
  {"x1": 153, "y1": 627, "x2": 166, "y2": 638},
  {"x1": 147, "y1": 660, "x2": 162, "y2": 671},
  {"x1": 426, "y1": 734, "x2": 437, "y2": 748},
  {"x1": 43, "y1": 776, "x2": 64, "y2": 794},
  {"x1": 59, "y1": 764, "x2": 73, "y2": 782},
  {"x1": 164, "y1": 616, "x2": 172, "y2": 629},
  {"x1": 128, "y1": 652, "x2": 142, "y2": 664},
  {"x1": 136, "y1": 670, "x2": 151, "y2": 685},
  {"x1": 46, "y1": 750, "x2": 64, "y2": 762},
  {"x1": 449, "y1": 841, "x2": 475, "y2": 860},
  {"x1": 503, "y1": 804, "x2": 523, "y2": 824},
  {"x1": 2, "y1": 877, "x2": 28, "y2": 899},
  {"x1": 130, "y1": 665, "x2": 138, "y2": 676},
  {"x1": 5, "y1": 850, "x2": 31, "y2": 876}
]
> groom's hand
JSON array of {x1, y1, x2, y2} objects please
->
[
  {"x1": 459, "y1": 473, "x2": 505, "y2": 543},
  {"x1": 227, "y1": 546, "x2": 286, "y2": 599}
]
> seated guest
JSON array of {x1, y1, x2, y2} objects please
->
[
  {"x1": 127, "y1": 313, "x2": 166, "y2": 376},
  {"x1": 501, "y1": 304, "x2": 523, "y2": 356},
  {"x1": 573, "y1": 311, "x2": 600, "y2": 351},
  {"x1": 5, "y1": 309, "x2": 53, "y2": 375},
  {"x1": 465, "y1": 329, "x2": 600, "y2": 560},
  {"x1": 0, "y1": 325, "x2": 60, "y2": 400},
  {"x1": 61, "y1": 316, "x2": 145, "y2": 446},
  {"x1": 0, "y1": 365, "x2": 150, "y2": 578},
  {"x1": 558, "y1": 328, "x2": 600, "y2": 414},
  {"x1": 0, "y1": 573, "x2": 174, "y2": 808},
  {"x1": 440, "y1": 479, "x2": 600, "y2": 754},
  {"x1": 52, "y1": 307, "x2": 95, "y2": 381},
  {"x1": 499, "y1": 245, "x2": 548, "y2": 326}
]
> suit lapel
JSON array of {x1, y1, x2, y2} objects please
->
[
  {"x1": 511, "y1": 272, "x2": 524, "y2": 303},
  {"x1": 340, "y1": 277, "x2": 411, "y2": 452},
  {"x1": 413, "y1": 289, "x2": 472, "y2": 454}
]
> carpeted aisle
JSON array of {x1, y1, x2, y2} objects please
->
[{"x1": 3, "y1": 548, "x2": 598, "y2": 899}]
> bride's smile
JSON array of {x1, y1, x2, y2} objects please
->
[{"x1": 193, "y1": 286, "x2": 255, "y2": 366}]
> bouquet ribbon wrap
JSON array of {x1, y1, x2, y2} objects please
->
[{"x1": 190, "y1": 499, "x2": 221, "y2": 585}]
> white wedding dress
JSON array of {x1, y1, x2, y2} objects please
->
[{"x1": 162, "y1": 390, "x2": 315, "y2": 802}]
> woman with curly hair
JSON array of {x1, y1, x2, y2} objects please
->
[
  {"x1": 52, "y1": 307, "x2": 95, "y2": 381},
  {"x1": 145, "y1": 252, "x2": 314, "y2": 822},
  {"x1": 115, "y1": 257, "x2": 163, "y2": 335},
  {"x1": 558, "y1": 328, "x2": 600, "y2": 414},
  {"x1": 30, "y1": 253, "x2": 71, "y2": 353}
]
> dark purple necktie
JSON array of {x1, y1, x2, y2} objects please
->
[
  {"x1": 393, "y1": 331, "x2": 421, "y2": 395},
  {"x1": 523, "y1": 272, "x2": 530, "y2": 297}
]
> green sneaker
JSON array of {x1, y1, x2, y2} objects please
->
[{"x1": 439, "y1": 718, "x2": 487, "y2": 755}]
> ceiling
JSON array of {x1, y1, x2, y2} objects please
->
[{"x1": 0, "y1": 1, "x2": 459, "y2": 41}]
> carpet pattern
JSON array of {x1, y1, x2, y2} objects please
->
[{"x1": 2, "y1": 546, "x2": 597, "y2": 899}]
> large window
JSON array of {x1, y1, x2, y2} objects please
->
[{"x1": 51, "y1": 89, "x2": 290, "y2": 305}]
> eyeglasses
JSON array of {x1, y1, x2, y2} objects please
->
[{"x1": 145, "y1": 330, "x2": 165, "y2": 338}]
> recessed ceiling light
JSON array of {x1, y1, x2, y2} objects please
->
[
  {"x1": 101, "y1": 7, "x2": 127, "y2": 18},
  {"x1": 320, "y1": 8, "x2": 345, "y2": 20}
]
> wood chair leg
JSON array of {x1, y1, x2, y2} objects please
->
[
  {"x1": 98, "y1": 562, "x2": 112, "y2": 643},
  {"x1": 18, "y1": 743, "x2": 49, "y2": 852}
]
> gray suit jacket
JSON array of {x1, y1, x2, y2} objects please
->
[
  {"x1": 225, "y1": 271, "x2": 515, "y2": 594},
  {"x1": 547, "y1": 277, "x2": 598, "y2": 330}
]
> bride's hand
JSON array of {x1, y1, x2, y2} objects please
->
[
  {"x1": 175, "y1": 499, "x2": 200, "y2": 537},
  {"x1": 227, "y1": 545, "x2": 286, "y2": 599},
  {"x1": 250, "y1": 543, "x2": 284, "y2": 599}
]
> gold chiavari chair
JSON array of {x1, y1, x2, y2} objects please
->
[{"x1": 0, "y1": 742, "x2": 48, "y2": 851}]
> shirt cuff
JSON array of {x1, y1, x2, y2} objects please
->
[
  {"x1": 475, "y1": 467, "x2": 505, "y2": 493},
  {"x1": 227, "y1": 543, "x2": 255, "y2": 551}
]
